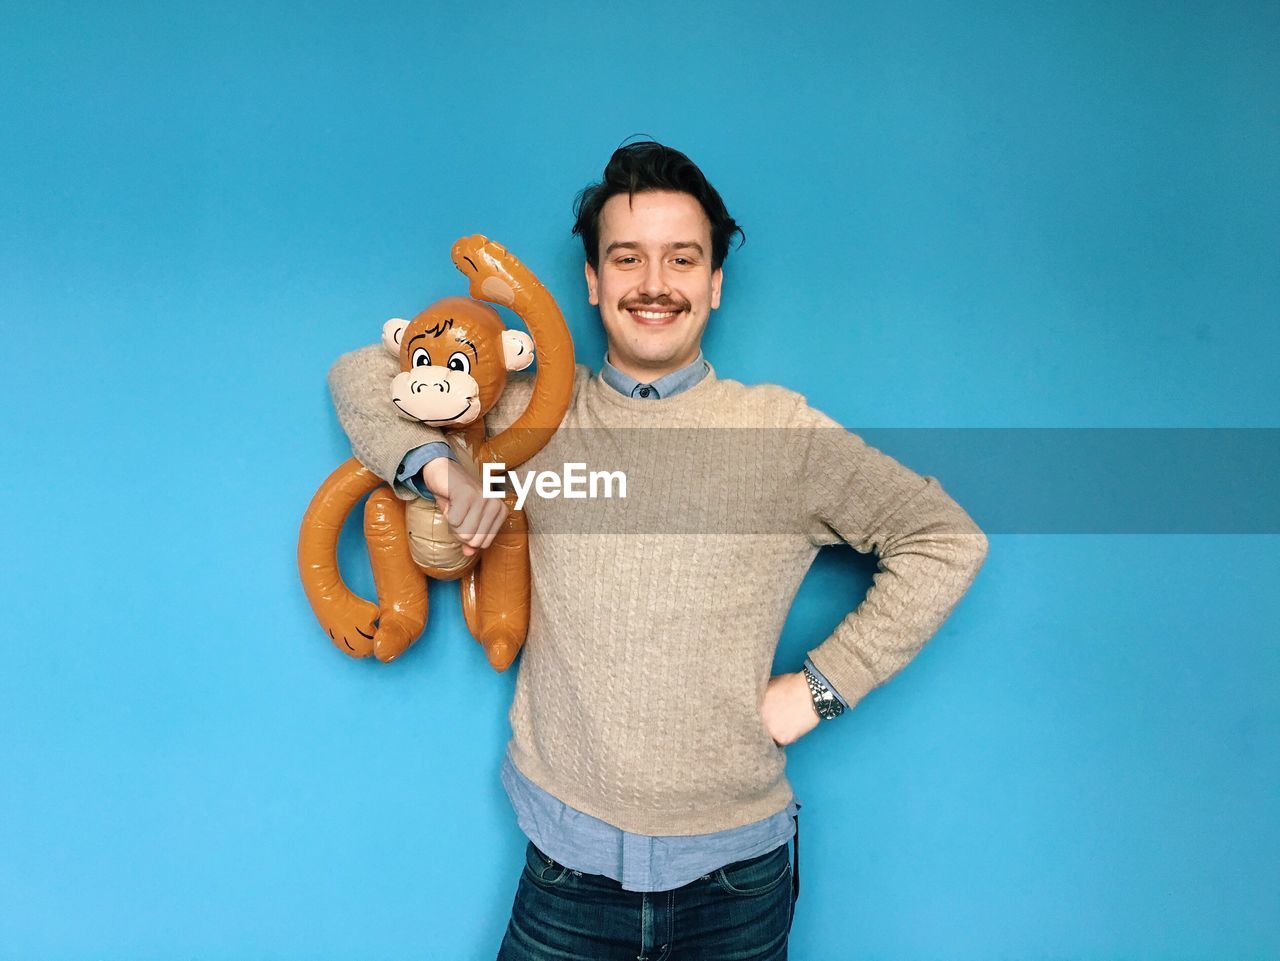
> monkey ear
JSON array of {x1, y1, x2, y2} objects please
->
[
  {"x1": 382, "y1": 318, "x2": 409, "y2": 357},
  {"x1": 503, "y1": 330, "x2": 535, "y2": 371}
]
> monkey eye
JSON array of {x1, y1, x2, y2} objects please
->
[
  {"x1": 411, "y1": 347, "x2": 431, "y2": 367},
  {"x1": 447, "y1": 351, "x2": 471, "y2": 375}
]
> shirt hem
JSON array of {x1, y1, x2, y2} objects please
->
[{"x1": 507, "y1": 741, "x2": 797, "y2": 837}]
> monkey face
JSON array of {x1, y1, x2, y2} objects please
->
[{"x1": 382, "y1": 296, "x2": 533, "y2": 427}]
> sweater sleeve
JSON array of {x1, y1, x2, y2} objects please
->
[
  {"x1": 327, "y1": 343, "x2": 449, "y2": 500},
  {"x1": 793, "y1": 399, "x2": 989, "y2": 710}
]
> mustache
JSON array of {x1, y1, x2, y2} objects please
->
[{"x1": 620, "y1": 298, "x2": 689, "y2": 311}]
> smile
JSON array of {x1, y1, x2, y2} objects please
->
[
  {"x1": 627, "y1": 308, "x2": 682, "y2": 324},
  {"x1": 423, "y1": 397, "x2": 475, "y2": 422},
  {"x1": 392, "y1": 396, "x2": 475, "y2": 423}
]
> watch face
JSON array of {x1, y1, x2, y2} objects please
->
[{"x1": 814, "y1": 692, "x2": 842, "y2": 719}]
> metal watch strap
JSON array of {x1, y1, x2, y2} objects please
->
[{"x1": 803, "y1": 665, "x2": 845, "y2": 720}]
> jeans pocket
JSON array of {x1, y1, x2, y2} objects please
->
[
  {"x1": 712, "y1": 842, "x2": 791, "y2": 897},
  {"x1": 522, "y1": 841, "x2": 572, "y2": 887}
]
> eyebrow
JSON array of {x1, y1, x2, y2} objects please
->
[
  {"x1": 408, "y1": 319, "x2": 455, "y2": 346},
  {"x1": 605, "y1": 241, "x2": 705, "y2": 256}
]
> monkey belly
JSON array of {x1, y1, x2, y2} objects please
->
[{"x1": 405, "y1": 497, "x2": 478, "y2": 580}]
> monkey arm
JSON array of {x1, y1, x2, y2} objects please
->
[
  {"x1": 485, "y1": 280, "x2": 575, "y2": 469},
  {"x1": 450, "y1": 237, "x2": 575, "y2": 470},
  {"x1": 328, "y1": 343, "x2": 451, "y2": 500}
]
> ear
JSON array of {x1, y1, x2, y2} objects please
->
[
  {"x1": 382, "y1": 318, "x2": 409, "y2": 357},
  {"x1": 710, "y1": 267, "x2": 723, "y2": 311},
  {"x1": 584, "y1": 260, "x2": 599, "y2": 306},
  {"x1": 503, "y1": 330, "x2": 535, "y2": 371}
]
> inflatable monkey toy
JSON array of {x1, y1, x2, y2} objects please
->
[{"x1": 297, "y1": 235, "x2": 575, "y2": 670}]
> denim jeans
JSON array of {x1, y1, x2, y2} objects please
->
[{"x1": 496, "y1": 827, "x2": 799, "y2": 961}]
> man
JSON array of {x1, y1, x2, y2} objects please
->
[{"x1": 328, "y1": 141, "x2": 989, "y2": 960}]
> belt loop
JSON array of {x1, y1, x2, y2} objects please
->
[{"x1": 791, "y1": 811, "x2": 800, "y2": 904}]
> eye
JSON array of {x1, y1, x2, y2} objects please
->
[
  {"x1": 411, "y1": 347, "x2": 431, "y2": 367},
  {"x1": 447, "y1": 351, "x2": 471, "y2": 375}
]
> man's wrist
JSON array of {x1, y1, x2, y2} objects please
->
[
  {"x1": 803, "y1": 658, "x2": 850, "y2": 709},
  {"x1": 395, "y1": 442, "x2": 456, "y2": 501},
  {"x1": 802, "y1": 662, "x2": 846, "y2": 720},
  {"x1": 421, "y1": 456, "x2": 451, "y2": 495}
]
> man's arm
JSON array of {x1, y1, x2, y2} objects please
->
[
  {"x1": 761, "y1": 401, "x2": 987, "y2": 746},
  {"x1": 796, "y1": 400, "x2": 989, "y2": 712},
  {"x1": 328, "y1": 343, "x2": 508, "y2": 552},
  {"x1": 328, "y1": 344, "x2": 450, "y2": 499},
  {"x1": 397, "y1": 442, "x2": 456, "y2": 500}
]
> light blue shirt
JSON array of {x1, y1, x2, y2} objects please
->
[
  {"x1": 395, "y1": 351, "x2": 848, "y2": 890},
  {"x1": 599, "y1": 350, "x2": 712, "y2": 399}
]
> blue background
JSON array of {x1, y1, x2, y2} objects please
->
[{"x1": 2, "y1": 1, "x2": 1277, "y2": 958}]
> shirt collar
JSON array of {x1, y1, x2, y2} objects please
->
[{"x1": 600, "y1": 350, "x2": 710, "y2": 400}]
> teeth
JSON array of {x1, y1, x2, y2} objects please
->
[{"x1": 632, "y1": 309, "x2": 678, "y2": 319}]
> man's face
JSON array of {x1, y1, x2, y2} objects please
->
[{"x1": 584, "y1": 190, "x2": 723, "y2": 380}]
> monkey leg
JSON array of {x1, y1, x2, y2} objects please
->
[
  {"x1": 364, "y1": 485, "x2": 429, "y2": 664},
  {"x1": 298, "y1": 458, "x2": 383, "y2": 658},
  {"x1": 459, "y1": 506, "x2": 530, "y2": 672}
]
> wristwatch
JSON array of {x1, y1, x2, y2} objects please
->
[{"x1": 803, "y1": 665, "x2": 845, "y2": 721}]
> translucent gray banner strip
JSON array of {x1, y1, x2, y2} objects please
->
[
  {"x1": 482, "y1": 428, "x2": 1279, "y2": 535},
  {"x1": 852, "y1": 428, "x2": 1280, "y2": 534}
]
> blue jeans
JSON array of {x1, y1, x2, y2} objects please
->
[{"x1": 496, "y1": 830, "x2": 799, "y2": 961}]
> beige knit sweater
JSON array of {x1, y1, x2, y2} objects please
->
[{"x1": 329, "y1": 345, "x2": 989, "y2": 835}]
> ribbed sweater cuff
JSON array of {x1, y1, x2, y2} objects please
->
[{"x1": 804, "y1": 646, "x2": 879, "y2": 711}]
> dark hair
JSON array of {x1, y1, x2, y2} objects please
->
[{"x1": 572, "y1": 140, "x2": 745, "y2": 270}]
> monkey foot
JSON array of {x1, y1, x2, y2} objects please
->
[
  {"x1": 323, "y1": 606, "x2": 379, "y2": 659},
  {"x1": 482, "y1": 637, "x2": 522, "y2": 673},
  {"x1": 374, "y1": 617, "x2": 422, "y2": 664}
]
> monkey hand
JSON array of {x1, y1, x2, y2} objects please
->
[
  {"x1": 422, "y1": 457, "x2": 510, "y2": 557},
  {"x1": 451, "y1": 234, "x2": 534, "y2": 310},
  {"x1": 320, "y1": 599, "x2": 380, "y2": 659}
]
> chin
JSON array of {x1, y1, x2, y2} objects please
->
[
  {"x1": 629, "y1": 346, "x2": 687, "y2": 371},
  {"x1": 632, "y1": 330, "x2": 691, "y2": 357}
]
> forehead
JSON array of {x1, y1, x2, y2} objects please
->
[
  {"x1": 598, "y1": 190, "x2": 712, "y2": 248},
  {"x1": 406, "y1": 299, "x2": 501, "y2": 346}
]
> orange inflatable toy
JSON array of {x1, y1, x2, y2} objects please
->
[{"x1": 297, "y1": 236, "x2": 575, "y2": 670}]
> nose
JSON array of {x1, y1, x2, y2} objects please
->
[
  {"x1": 411, "y1": 376, "x2": 450, "y2": 394},
  {"x1": 638, "y1": 259, "x2": 670, "y2": 299}
]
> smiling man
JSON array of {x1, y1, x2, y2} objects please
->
[
  {"x1": 327, "y1": 141, "x2": 989, "y2": 960},
  {"x1": 587, "y1": 189, "x2": 722, "y2": 380}
]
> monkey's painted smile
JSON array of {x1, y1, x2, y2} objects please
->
[
  {"x1": 391, "y1": 396, "x2": 477, "y2": 424},
  {"x1": 423, "y1": 397, "x2": 474, "y2": 423}
]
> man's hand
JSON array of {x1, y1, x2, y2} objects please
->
[
  {"x1": 760, "y1": 672, "x2": 821, "y2": 746},
  {"x1": 421, "y1": 458, "x2": 510, "y2": 556}
]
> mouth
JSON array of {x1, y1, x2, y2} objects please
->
[
  {"x1": 423, "y1": 397, "x2": 476, "y2": 423},
  {"x1": 392, "y1": 396, "x2": 476, "y2": 424},
  {"x1": 625, "y1": 305, "x2": 685, "y2": 325}
]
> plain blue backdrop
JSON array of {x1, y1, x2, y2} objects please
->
[{"x1": 2, "y1": 2, "x2": 1277, "y2": 958}]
